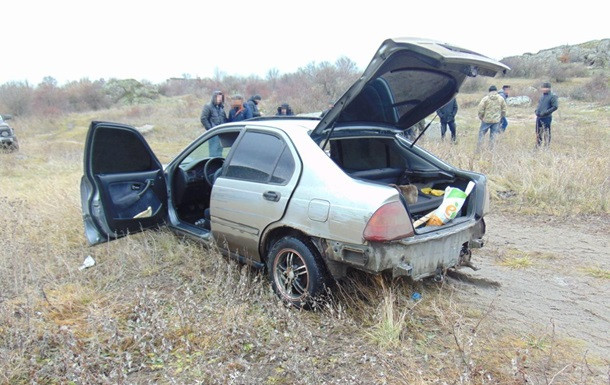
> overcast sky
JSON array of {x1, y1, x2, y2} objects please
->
[{"x1": 3, "y1": 0, "x2": 608, "y2": 86}]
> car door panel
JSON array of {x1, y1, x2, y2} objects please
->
[
  {"x1": 97, "y1": 170, "x2": 165, "y2": 220},
  {"x1": 210, "y1": 129, "x2": 301, "y2": 261},
  {"x1": 81, "y1": 122, "x2": 168, "y2": 245}
]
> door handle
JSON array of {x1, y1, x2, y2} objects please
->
[
  {"x1": 132, "y1": 179, "x2": 154, "y2": 197},
  {"x1": 263, "y1": 191, "x2": 280, "y2": 202}
]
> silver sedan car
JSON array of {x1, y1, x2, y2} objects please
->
[{"x1": 81, "y1": 38, "x2": 509, "y2": 308}]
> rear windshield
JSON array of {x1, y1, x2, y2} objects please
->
[
  {"x1": 329, "y1": 137, "x2": 403, "y2": 172},
  {"x1": 339, "y1": 68, "x2": 456, "y2": 129}
]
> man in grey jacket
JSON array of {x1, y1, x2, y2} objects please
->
[
  {"x1": 200, "y1": 90, "x2": 227, "y2": 157},
  {"x1": 534, "y1": 82, "x2": 559, "y2": 148}
]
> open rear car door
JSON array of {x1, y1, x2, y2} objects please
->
[{"x1": 80, "y1": 122, "x2": 168, "y2": 245}]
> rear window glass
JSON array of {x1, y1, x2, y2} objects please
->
[
  {"x1": 331, "y1": 138, "x2": 403, "y2": 171},
  {"x1": 225, "y1": 131, "x2": 295, "y2": 184}
]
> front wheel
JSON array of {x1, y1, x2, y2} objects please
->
[{"x1": 267, "y1": 236, "x2": 330, "y2": 309}]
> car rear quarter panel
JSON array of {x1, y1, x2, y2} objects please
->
[{"x1": 269, "y1": 126, "x2": 399, "y2": 245}]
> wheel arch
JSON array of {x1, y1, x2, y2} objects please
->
[{"x1": 260, "y1": 226, "x2": 326, "y2": 266}]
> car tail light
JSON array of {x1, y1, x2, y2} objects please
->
[{"x1": 363, "y1": 201, "x2": 414, "y2": 242}]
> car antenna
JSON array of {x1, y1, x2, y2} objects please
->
[{"x1": 410, "y1": 113, "x2": 438, "y2": 148}]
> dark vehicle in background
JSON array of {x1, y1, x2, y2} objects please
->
[
  {"x1": 0, "y1": 115, "x2": 19, "y2": 151},
  {"x1": 81, "y1": 38, "x2": 509, "y2": 308}
]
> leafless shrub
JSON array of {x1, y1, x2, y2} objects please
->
[
  {"x1": 568, "y1": 73, "x2": 610, "y2": 102},
  {"x1": 460, "y1": 76, "x2": 486, "y2": 94},
  {"x1": 0, "y1": 81, "x2": 34, "y2": 116},
  {"x1": 548, "y1": 62, "x2": 589, "y2": 83}
]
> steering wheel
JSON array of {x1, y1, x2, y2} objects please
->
[{"x1": 204, "y1": 157, "x2": 224, "y2": 186}]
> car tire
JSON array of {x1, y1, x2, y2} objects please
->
[{"x1": 267, "y1": 236, "x2": 330, "y2": 309}]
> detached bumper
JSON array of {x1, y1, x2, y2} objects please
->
[{"x1": 325, "y1": 217, "x2": 486, "y2": 280}]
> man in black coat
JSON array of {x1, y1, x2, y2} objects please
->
[
  {"x1": 534, "y1": 82, "x2": 559, "y2": 148},
  {"x1": 246, "y1": 95, "x2": 262, "y2": 117},
  {"x1": 200, "y1": 90, "x2": 227, "y2": 156},
  {"x1": 436, "y1": 97, "x2": 458, "y2": 142}
]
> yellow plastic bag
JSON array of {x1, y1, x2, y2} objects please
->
[{"x1": 421, "y1": 187, "x2": 445, "y2": 196}]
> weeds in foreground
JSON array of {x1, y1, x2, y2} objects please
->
[
  {"x1": 580, "y1": 266, "x2": 610, "y2": 280},
  {"x1": 500, "y1": 256, "x2": 534, "y2": 269}
]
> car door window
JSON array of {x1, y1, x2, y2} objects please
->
[
  {"x1": 225, "y1": 131, "x2": 294, "y2": 184},
  {"x1": 92, "y1": 127, "x2": 156, "y2": 174}
]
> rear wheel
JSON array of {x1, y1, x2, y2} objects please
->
[{"x1": 267, "y1": 236, "x2": 330, "y2": 309}]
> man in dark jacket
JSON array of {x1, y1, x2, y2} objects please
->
[
  {"x1": 228, "y1": 95, "x2": 253, "y2": 122},
  {"x1": 200, "y1": 90, "x2": 227, "y2": 157},
  {"x1": 436, "y1": 97, "x2": 458, "y2": 142},
  {"x1": 245, "y1": 95, "x2": 262, "y2": 117},
  {"x1": 534, "y1": 82, "x2": 559, "y2": 148}
]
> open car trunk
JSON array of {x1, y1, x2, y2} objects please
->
[{"x1": 327, "y1": 132, "x2": 479, "y2": 232}]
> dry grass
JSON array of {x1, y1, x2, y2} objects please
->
[
  {"x1": 418, "y1": 83, "x2": 610, "y2": 216},
  {"x1": 580, "y1": 266, "x2": 610, "y2": 280},
  {"x1": 1, "y1": 88, "x2": 609, "y2": 384}
]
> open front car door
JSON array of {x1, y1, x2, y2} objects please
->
[{"x1": 80, "y1": 121, "x2": 168, "y2": 245}]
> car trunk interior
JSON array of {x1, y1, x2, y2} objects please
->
[{"x1": 328, "y1": 135, "x2": 473, "y2": 228}]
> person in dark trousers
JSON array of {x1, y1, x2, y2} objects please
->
[
  {"x1": 535, "y1": 82, "x2": 559, "y2": 148},
  {"x1": 276, "y1": 103, "x2": 294, "y2": 116},
  {"x1": 498, "y1": 85, "x2": 510, "y2": 132},
  {"x1": 436, "y1": 97, "x2": 458, "y2": 142},
  {"x1": 245, "y1": 94, "x2": 262, "y2": 117},
  {"x1": 200, "y1": 90, "x2": 227, "y2": 157},
  {"x1": 228, "y1": 94, "x2": 253, "y2": 122}
]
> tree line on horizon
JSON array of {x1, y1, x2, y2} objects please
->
[
  {"x1": 0, "y1": 57, "x2": 360, "y2": 118},
  {"x1": 1, "y1": 50, "x2": 607, "y2": 118}
]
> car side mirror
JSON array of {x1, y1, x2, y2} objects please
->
[{"x1": 1, "y1": 115, "x2": 12, "y2": 120}]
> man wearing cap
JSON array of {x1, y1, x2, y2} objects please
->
[
  {"x1": 476, "y1": 85, "x2": 507, "y2": 150},
  {"x1": 246, "y1": 94, "x2": 262, "y2": 118},
  {"x1": 534, "y1": 82, "x2": 559, "y2": 148}
]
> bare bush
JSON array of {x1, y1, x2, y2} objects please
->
[
  {"x1": 568, "y1": 73, "x2": 610, "y2": 102},
  {"x1": 64, "y1": 79, "x2": 112, "y2": 111},
  {"x1": 0, "y1": 81, "x2": 34, "y2": 116},
  {"x1": 548, "y1": 62, "x2": 589, "y2": 83},
  {"x1": 460, "y1": 77, "x2": 486, "y2": 94}
]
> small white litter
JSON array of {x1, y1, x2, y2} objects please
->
[{"x1": 79, "y1": 255, "x2": 96, "y2": 270}]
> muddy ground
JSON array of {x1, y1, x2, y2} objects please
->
[{"x1": 449, "y1": 212, "x2": 610, "y2": 360}]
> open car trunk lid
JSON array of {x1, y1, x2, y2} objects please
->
[{"x1": 310, "y1": 37, "x2": 509, "y2": 142}]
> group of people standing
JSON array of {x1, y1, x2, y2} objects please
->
[
  {"x1": 200, "y1": 92, "x2": 261, "y2": 129},
  {"x1": 433, "y1": 81, "x2": 558, "y2": 150},
  {"x1": 201, "y1": 84, "x2": 559, "y2": 153},
  {"x1": 200, "y1": 91, "x2": 298, "y2": 154},
  {"x1": 475, "y1": 82, "x2": 558, "y2": 149}
]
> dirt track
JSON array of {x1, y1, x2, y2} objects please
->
[{"x1": 447, "y1": 212, "x2": 610, "y2": 359}]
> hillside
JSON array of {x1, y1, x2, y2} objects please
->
[{"x1": 504, "y1": 39, "x2": 610, "y2": 68}]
